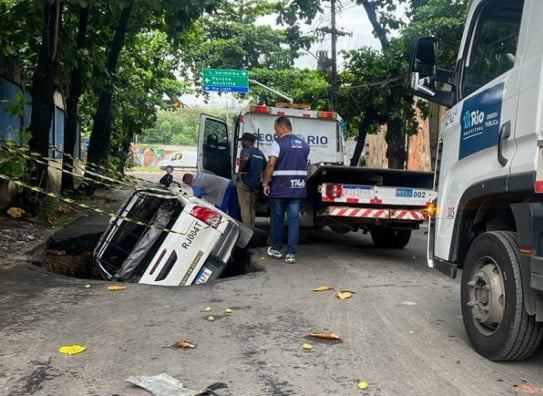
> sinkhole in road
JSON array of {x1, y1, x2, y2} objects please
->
[
  {"x1": 38, "y1": 215, "x2": 265, "y2": 284},
  {"x1": 43, "y1": 245, "x2": 263, "y2": 282}
]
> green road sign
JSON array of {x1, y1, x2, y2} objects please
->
[{"x1": 202, "y1": 69, "x2": 249, "y2": 93}]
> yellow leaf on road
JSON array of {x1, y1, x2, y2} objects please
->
[
  {"x1": 337, "y1": 291, "x2": 355, "y2": 300},
  {"x1": 179, "y1": 340, "x2": 196, "y2": 349},
  {"x1": 7, "y1": 207, "x2": 25, "y2": 219},
  {"x1": 204, "y1": 306, "x2": 212, "y2": 312},
  {"x1": 59, "y1": 344, "x2": 86, "y2": 355},
  {"x1": 225, "y1": 308, "x2": 233, "y2": 314},
  {"x1": 358, "y1": 381, "x2": 369, "y2": 390},
  {"x1": 207, "y1": 315, "x2": 215, "y2": 322},
  {"x1": 302, "y1": 342, "x2": 313, "y2": 350},
  {"x1": 107, "y1": 285, "x2": 126, "y2": 291},
  {"x1": 313, "y1": 286, "x2": 333, "y2": 292},
  {"x1": 308, "y1": 332, "x2": 341, "y2": 341}
]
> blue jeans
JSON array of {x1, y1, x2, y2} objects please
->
[{"x1": 271, "y1": 199, "x2": 301, "y2": 255}]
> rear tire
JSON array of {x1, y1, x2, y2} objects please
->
[
  {"x1": 461, "y1": 231, "x2": 543, "y2": 361},
  {"x1": 370, "y1": 227, "x2": 411, "y2": 249}
]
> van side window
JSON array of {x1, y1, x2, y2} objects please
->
[
  {"x1": 462, "y1": 0, "x2": 524, "y2": 97},
  {"x1": 204, "y1": 118, "x2": 228, "y2": 149}
]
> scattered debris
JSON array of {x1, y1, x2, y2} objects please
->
[
  {"x1": 108, "y1": 285, "x2": 126, "y2": 292},
  {"x1": 337, "y1": 291, "x2": 355, "y2": 300},
  {"x1": 7, "y1": 207, "x2": 25, "y2": 219},
  {"x1": 308, "y1": 332, "x2": 341, "y2": 341},
  {"x1": 401, "y1": 301, "x2": 417, "y2": 306},
  {"x1": 204, "y1": 306, "x2": 212, "y2": 312},
  {"x1": 225, "y1": 308, "x2": 233, "y2": 314},
  {"x1": 126, "y1": 373, "x2": 228, "y2": 396},
  {"x1": 302, "y1": 342, "x2": 313, "y2": 351},
  {"x1": 178, "y1": 340, "x2": 196, "y2": 349},
  {"x1": 59, "y1": 345, "x2": 86, "y2": 355},
  {"x1": 357, "y1": 381, "x2": 369, "y2": 391},
  {"x1": 313, "y1": 285, "x2": 333, "y2": 292},
  {"x1": 207, "y1": 315, "x2": 215, "y2": 322}
]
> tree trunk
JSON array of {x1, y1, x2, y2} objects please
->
[
  {"x1": 28, "y1": 0, "x2": 63, "y2": 189},
  {"x1": 359, "y1": 0, "x2": 390, "y2": 50},
  {"x1": 87, "y1": 1, "x2": 133, "y2": 167},
  {"x1": 62, "y1": 5, "x2": 90, "y2": 194},
  {"x1": 350, "y1": 110, "x2": 376, "y2": 166},
  {"x1": 385, "y1": 86, "x2": 406, "y2": 169}
]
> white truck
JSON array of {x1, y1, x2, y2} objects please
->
[
  {"x1": 198, "y1": 104, "x2": 436, "y2": 249},
  {"x1": 409, "y1": 0, "x2": 543, "y2": 360}
]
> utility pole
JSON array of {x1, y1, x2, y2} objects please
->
[
  {"x1": 317, "y1": 0, "x2": 352, "y2": 111},
  {"x1": 330, "y1": 0, "x2": 338, "y2": 110}
]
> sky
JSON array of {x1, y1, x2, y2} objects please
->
[
  {"x1": 181, "y1": 1, "x2": 393, "y2": 107},
  {"x1": 266, "y1": 1, "x2": 383, "y2": 69}
]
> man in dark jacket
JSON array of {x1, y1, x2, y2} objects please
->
[
  {"x1": 263, "y1": 116, "x2": 310, "y2": 264},
  {"x1": 159, "y1": 166, "x2": 174, "y2": 187},
  {"x1": 237, "y1": 132, "x2": 266, "y2": 228}
]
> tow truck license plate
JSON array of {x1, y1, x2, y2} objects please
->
[{"x1": 395, "y1": 188, "x2": 428, "y2": 199}]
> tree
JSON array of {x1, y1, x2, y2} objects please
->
[
  {"x1": 62, "y1": 2, "x2": 91, "y2": 193},
  {"x1": 28, "y1": 0, "x2": 65, "y2": 187},
  {"x1": 86, "y1": 0, "x2": 221, "y2": 168},
  {"x1": 342, "y1": 0, "x2": 467, "y2": 168},
  {"x1": 86, "y1": 0, "x2": 133, "y2": 167},
  {"x1": 250, "y1": 68, "x2": 329, "y2": 107},
  {"x1": 178, "y1": 0, "x2": 321, "y2": 91}
]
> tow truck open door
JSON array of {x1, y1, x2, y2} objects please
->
[{"x1": 198, "y1": 114, "x2": 232, "y2": 178}]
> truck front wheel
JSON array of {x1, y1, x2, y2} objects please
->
[
  {"x1": 461, "y1": 231, "x2": 543, "y2": 361},
  {"x1": 370, "y1": 228, "x2": 411, "y2": 249}
]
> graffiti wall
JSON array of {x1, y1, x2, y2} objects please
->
[{"x1": 129, "y1": 144, "x2": 196, "y2": 167}]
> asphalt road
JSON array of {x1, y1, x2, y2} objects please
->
[{"x1": 1, "y1": 227, "x2": 543, "y2": 396}]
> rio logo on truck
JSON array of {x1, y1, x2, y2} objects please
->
[
  {"x1": 459, "y1": 83, "x2": 504, "y2": 160},
  {"x1": 256, "y1": 132, "x2": 328, "y2": 146}
]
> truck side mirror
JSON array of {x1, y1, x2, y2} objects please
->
[
  {"x1": 409, "y1": 36, "x2": 455, "y2": 108},
  {"x1": 411, "y1": 36, "x2": 438, "y2": 78}
]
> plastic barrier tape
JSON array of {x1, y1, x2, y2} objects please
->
[{"x1": 0, "y1": 173, "x2": 194, "y2": 236}]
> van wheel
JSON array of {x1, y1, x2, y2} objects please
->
[
  {"x1": 370, "y1": 228, "x2": 411, "y2": 249},
  {"x1": 461, "y1": 231, "x2": 543, "y2": 361}
]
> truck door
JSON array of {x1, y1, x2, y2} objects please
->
[
  {"x1": 434, "y1": 0, "x2": 525, "y2": 260},
  {"x1": 197, "y1": 114, "x2": 232, "y2": 179}
]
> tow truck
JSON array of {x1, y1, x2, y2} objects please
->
[
  {"x1": 198, "y1": 103, "x2": 436, "y2": 249},
  {"x1": 409, "y1": 0, "x2": 543, "y2": 360}
]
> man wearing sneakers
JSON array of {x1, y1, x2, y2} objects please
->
[{"x1": 263, "y1": 116, "x2": 310, "y2": 264}]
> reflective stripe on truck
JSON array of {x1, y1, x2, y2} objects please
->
[{"x1": 321, "y1": 206, "x2": 427, "y2": 221}]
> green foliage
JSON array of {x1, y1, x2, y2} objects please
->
[
  {"x1": 141, "y1": 107, "x2": 232, "y2": 146},
  {"x1": 35, "y1": 196, "x2": 57, "y2": 223},
  {"x1": 250, "y1": 68, "x2": 329, "y2": 108},
  {"x1": 400, "y1": 0, "x2": 468, "y2": 69},
  {"x1": 178, "y1": 0, "x2": 316, "y2": 88},
  {"x1": 339, "y1": 0, "x2": 468, "y2": 138}
]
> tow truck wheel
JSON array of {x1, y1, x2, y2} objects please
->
[
  {"x1": 370, "y1": 227, "x2": 411, "y2": 249},
  {"x1": 461, "y1": 231, "x2": 543, "y2": 361}
]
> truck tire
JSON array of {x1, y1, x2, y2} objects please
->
[
  {"x1": 370, "y1": 228, "x2": 411, "y2": 249},
  {"x1": 461, "y1": 231, "x2": 543, "y2": 361}
]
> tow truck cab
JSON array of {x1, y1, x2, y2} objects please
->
[
  {"x1": 197, "y1": 104, "x2": 346, "y2": 180},
  {"x1": 409, "y1": 0, "x2": 543, "y2": 360}
]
